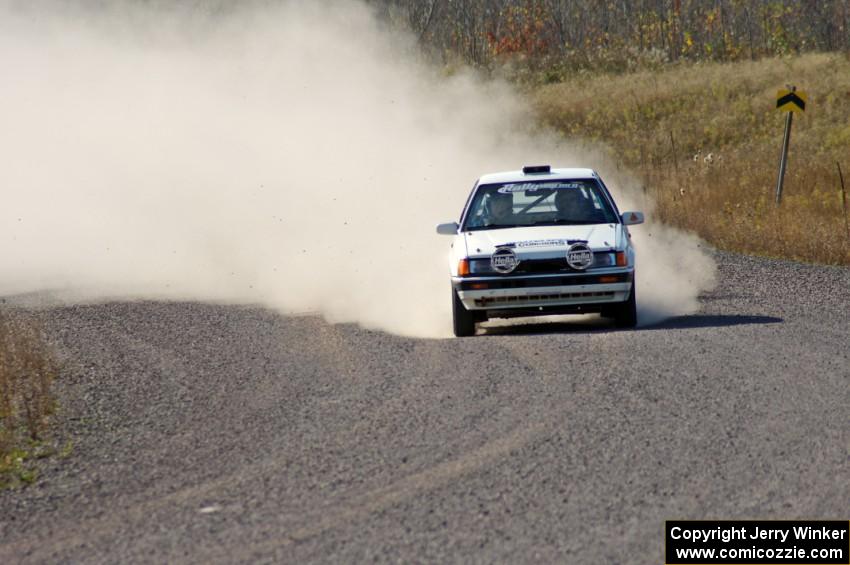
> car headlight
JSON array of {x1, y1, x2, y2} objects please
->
[
  {"x1": 592, "y1": 251, "x2": 627, "y2": 268},
  {"x1": 591, "y1": 253, "x2": 615, "y2": 268}
]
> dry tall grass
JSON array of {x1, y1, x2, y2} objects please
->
[
  {"x1": 532, "y1": 52, "x2": 850, "y2": 265},
  {"x1": 0, "y1": 310, "x2": 58, "y2": 487}
]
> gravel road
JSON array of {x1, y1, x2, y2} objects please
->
[{"x1": 1, "y1": 251, "x2": 848, "y2": 563}]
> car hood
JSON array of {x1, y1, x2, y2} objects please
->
[{"x1": 463, "y1": 224, "x2": 621, "y2": 259}]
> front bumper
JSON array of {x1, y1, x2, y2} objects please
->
[{"x1": 452, "y1": 269, "x2": 633, "y2": 312}]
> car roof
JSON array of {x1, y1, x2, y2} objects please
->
[{"x1": 477, "y1": 167, "x2": 598, "y2": 185}]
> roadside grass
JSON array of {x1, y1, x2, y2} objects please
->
[
  {"x1": 531, "y1": 52, "x2": 850, "y2": 265},
  {"x1": 0, "y1": 310, "x2": 60, "y2": 489}
]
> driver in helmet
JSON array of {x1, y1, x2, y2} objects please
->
[
  {"x1": 486, "y1": 191, "x2": 514, "y2": 225},
  {"x1": 468, "y1": 191, "x2": 514, "y2": 227},
  {"x1": 554, "y1": 188, "x2": 604, "y2": 222}
]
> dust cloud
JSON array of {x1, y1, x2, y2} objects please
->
[{"x1": 0, "y1": 1, "x2": 715, "y2": 337}]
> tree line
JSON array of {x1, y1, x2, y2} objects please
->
[{"x1": 368, "y1": 0, "x2": 850, "y2": 71}]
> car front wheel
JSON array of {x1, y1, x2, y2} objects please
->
[
  {"x1": 452, "y1": 289, "x2": 476, "y2": 337},
  {"x1": 613, "y1": 280, "x2": 637, "y2": 328}
]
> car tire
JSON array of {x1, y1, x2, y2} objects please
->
[
  {"x1": 613, "y1": 280, "x2": 637, "y2": 328},
  {"x1": 452, "y1": 289, "x2": 476, "y2": 337}
]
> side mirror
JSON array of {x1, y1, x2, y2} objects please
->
[
  {"x1": 621, "y1": 211, "x2": 644, "y2": 226},
  {"x1": 436, "y1": 222, "x2": 459, "y2": 235}
]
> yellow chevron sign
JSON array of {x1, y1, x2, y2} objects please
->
[{"x1": 776, "y1": 89, "x2": 807, "y2": 113}]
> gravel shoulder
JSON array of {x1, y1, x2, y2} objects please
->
[{"x1": 1, "y1": 251, "x2": 848, "y2": 563}]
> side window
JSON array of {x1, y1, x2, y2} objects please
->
[
  {"x1": 586, "y1": 189, "x2": 604, "y2": 210},
  {"x1": 595, "y1": 179, "x2": 620, "y2": 216}
]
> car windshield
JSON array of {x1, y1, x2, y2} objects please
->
[{"x1": 462, "y1": 179, "x2": 618, "y2": 231}]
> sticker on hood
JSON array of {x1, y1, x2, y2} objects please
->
[{"x1": 511, "y1": 238, "x2": 587, "y2": 248}]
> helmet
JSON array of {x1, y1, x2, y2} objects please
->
[
  {"x1": 486, "y1": 191, "x2": 513, "y2": 218},
  {"x1": 555, "y1": 188, "x2": 590, "y2": 214}
]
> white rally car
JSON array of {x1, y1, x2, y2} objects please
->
[{"x1": 437, "y1": 166, "x2": 644, "y2": 336}]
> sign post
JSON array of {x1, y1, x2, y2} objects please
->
[{"x1": 774, "y1": 86, "x2": 807, "y2": 205}]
